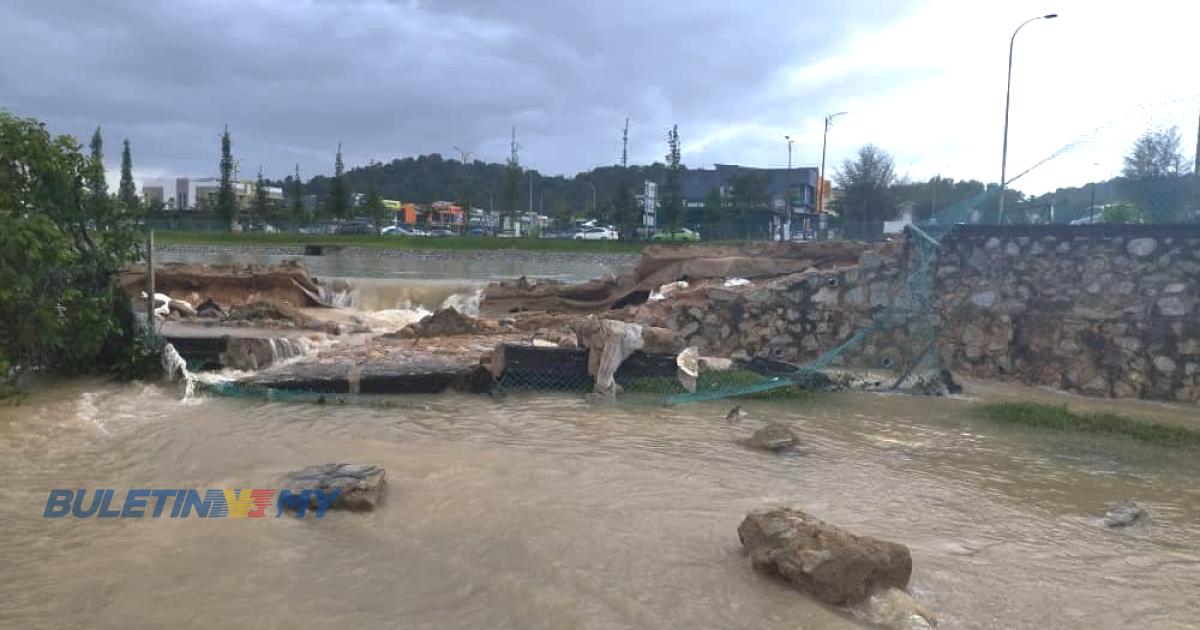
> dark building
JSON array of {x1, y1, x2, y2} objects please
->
[
  {"x1": 681, "y1": 164, "x2": 819, "y2": 212},
  {"x1": 666, "y1": 164, "x2": 824, "y2": 239}
]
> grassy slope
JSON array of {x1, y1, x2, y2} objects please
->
[
  {"x1": 152, "y1": 230, "x2": 648, "y2": 254},
  {"x1": 977, "y1": 402, "x2": 1200, "y2": 447}
]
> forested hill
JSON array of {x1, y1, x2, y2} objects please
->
[{"x1": 284, "y1": 153, "x2": 672, "y2": 215}]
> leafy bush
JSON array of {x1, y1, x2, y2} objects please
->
[{"x1": 0, "y1": 111, "x2": 147, "y2": 389}]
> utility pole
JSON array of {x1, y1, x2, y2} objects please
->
[
  {"x1": 1194, "y1": 111, "x2": 1199, "y2": 175},
  {"x1": 817, "y1": 112, "x2": 847, "y2": 215},
  {"x1": 621, "y1": 118, "x2": 629, "y2": 167},
  {"x1": 452, "y1": 145, "x2": 474, "y2": 163},
  {"x1": 784, "y1": 135, "x2": 794, "y2": 241},
  {"x1": 931, "y1": 174, "x2": 939, "y2": 221}
]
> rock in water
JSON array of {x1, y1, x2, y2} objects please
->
[
  {"x1": 283, "y1": 463, "x2": 387, "y2": 511},
  {"x1": 738, "y1": 507, "x2": 913, "y2": 605},
  {"x1": 726, "y1": 405, "x2": 746, "y2": 424},
  {"x1": 854, "y1": 587, "x2": 938, "y2": 630},
  {"x1": 1104, "y1": 500, "x2": 1147, "y2": 527},
  {"x1": 742, "y1": 422, "x2": 799, "y2": 452}
]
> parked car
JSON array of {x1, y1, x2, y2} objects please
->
[
  {"x1": 336, "y1": 220, "x2": 377, "y2": 235},
  {"x1": 467, "y1": 226, "x2": 495, "y2": 237},
  {"x1": 573, "y1": 226, "x2": 618, "y2": 240},
  {"x1": 652, "y1": 227, "x2": 701, "y2": 242},
  {"x1": 428, "y1": 228, "x2": 457, "y2": 237},
  {"x1": 381, "y1": 224, "x2": 418, "y2": 236}
]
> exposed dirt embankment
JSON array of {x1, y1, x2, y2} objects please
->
[
  {"x1": 122, "y1": 260, "x2": 326, "y2": 310},
  {"x1": 479, "y1": 240, "x2": 879, "y2": 318}
]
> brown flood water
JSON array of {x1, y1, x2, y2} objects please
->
[{"x1": 0, "y1": 376, "x2": 1197, "y2": 629}]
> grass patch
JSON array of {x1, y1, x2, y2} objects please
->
[
  {"x1": 976, "y1": 402, "x2": 1200, "y2": 447},
  {"x1": 152, "y1": 230, "x2": 649, "y2": 254}
]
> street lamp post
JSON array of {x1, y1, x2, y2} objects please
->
[
  {"x1": 784, "y1": 135, "x2": 794, "y2": 241},
  {"x1": 998, "y1": 13, "x2": 1057, "y2": 224},
  {"x1": 817, "y1": 112, "x2": 847, "y2": 216}
]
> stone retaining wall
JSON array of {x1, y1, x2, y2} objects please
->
[
  {"x1": 935, "y1": 225, "x2": 1199, "y2": 402},
  {"x1": 669, "y1": 225, "x2": 1200, "y2": 402}
]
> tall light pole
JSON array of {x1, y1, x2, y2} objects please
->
[
  {"x1": 784, "y1": 135, "x2": 794, "y2": 240},
  {"x1": 998, "y1": 13, "x2": 1057, "y2": 224},
  {"x1": 817, "y1": 112, "x2": 846, "y2": 215}
]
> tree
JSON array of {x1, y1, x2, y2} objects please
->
[
  {"x1": 216, "y1": 125, "x2": 237, "y2": 227},
  {"x1": 1101, "y1": 201, "x2": 1143, "y2": 224},
  {"x1": 290, "y1": 163, "x2": 307, "y2": 223},
  {"x1": 1122, "y1": 127, "x2": 1190, "y2": 223},
  {"x1": 1, "y1": 112, "x2": 149, "y2": 393},
  {"x1": 1123, "y1": 127, "x2": 1188, "y2": 179},
  {"x1": 659, "y1": 125, "x2": 684, "y2": 230},
  {"x1": 118, "y1": 139, "x2": 140, "y2": 213},
  {"x1": 831, "y1": 145, "x2": 898, "y2": 234},
  {"x1": 252, "y1": 167, "x2": 271, "y2": 218},
  {"x1": 361, "y1": 181, "x2": 388, "y2": 227},
  {"x1": 325, "y1": 143, "x2": 348, "y2": 219},
  {"x1": 701, "y1": 187, "x2": 725, "y2": 228},
  {"x1": 611, "y1": 175, "x2": 637, "y2": 240},
  {"x1": 85, "y1": 126, "x2": 108, "y2": 216}
]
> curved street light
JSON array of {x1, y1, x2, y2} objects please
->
[{"x1": 998, "y1": 13, "x2": 1057, "y2": 224}]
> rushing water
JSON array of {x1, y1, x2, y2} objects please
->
[
  {"x1": 1, "y1": 377, "x2": 1198, "y2": 629},
  {"x1": 4, "y1": 255, "x2": 1199, "y2": 628}
]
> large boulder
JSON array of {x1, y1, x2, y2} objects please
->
[
  {"x1": 283, "y1": 463, "x2": 387, "y2": 511},
  {"x1": 741, "y1": 422, "x2": 800, "y2": 452},
  {"x1": 738, "y1": 507, "x2": 913, "y2": 604}
]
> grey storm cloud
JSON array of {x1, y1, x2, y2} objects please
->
[{"x1": 0, "y1": 0, "x2": 917, "y2": 180}]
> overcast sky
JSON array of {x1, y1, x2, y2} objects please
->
[{"x1": 2, "y1": 0, "x2": 1197, "y2": 194}]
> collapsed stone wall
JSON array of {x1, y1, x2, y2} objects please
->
[
  {"x1": 668, "y1": 225, "x2": 1200, "y2": 402},
  {"x1": 668, "y1": 245, "x2": 917, "y2": 370}
]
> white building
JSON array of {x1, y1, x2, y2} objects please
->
[{"x1": 142, "y1": 176, "x2": 281, "y2": 210}]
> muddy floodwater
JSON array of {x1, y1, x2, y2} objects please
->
[
  {"x1": 2, "y1": 377, "x2": 1198, "y2": 629},
  {"x1": 3, "y1": 255, "x2": 1199, "y2": 629}
]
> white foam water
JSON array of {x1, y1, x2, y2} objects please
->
[
  {"x1": 160, "y1": 342, "x2": 195, "y2": 400},
  {"x1": 267, "y1": 337, "x2": 318, "y2": 364},
  {"x1": 439, "y1": 288, "x2": 483, "y2": 317}
]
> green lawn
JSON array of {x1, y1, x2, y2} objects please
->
[
  {"x1": 152, "y1": 230, "x2": 649, "y2": 254},
  {"x1": 977, "y1": 401, "x2": 1200, "y2": 447}
]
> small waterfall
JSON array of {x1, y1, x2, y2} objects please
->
[
  {"x1": 267, "y1": 337, "x2": 318, "y2": 364},
  {"x1": 326, "y1": 289, "x2": 355, "y2": 308},
  {"x1": 161, "y1": 342, "x2": 196, "y2": 399},
  {"x1": 440, "y1": 288, "x2": 483, "y2": 317}
]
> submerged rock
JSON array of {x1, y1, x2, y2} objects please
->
[
  {"x1": 854, "y1": 587, "x2": 938, "y2": 630},
  {"x1": 1104, "y1": 500, "x2": 1147, "y2": 527},
  {"x1": 283, "y1": 463, "x2": 387, "y2": 511},
  {"x1": 742, "y1": 422, "x2": 799, "y2": 452},
  {"x1": 738, "y1": 507, "x2": 913, "y2": 605}
]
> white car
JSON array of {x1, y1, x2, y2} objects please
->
[{"x1": 573, "y1": 226, "x2": 618, "y2": 240}]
